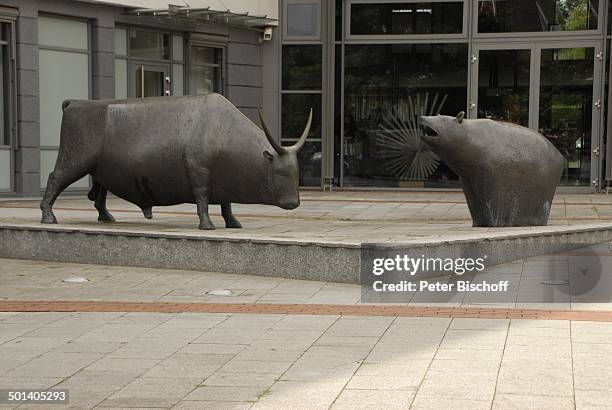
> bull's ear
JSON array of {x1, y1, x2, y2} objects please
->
[
  {"x1": 263, "y1": 150, "x2": 274, "y2": 161},
  {"x1": 456, "y1": 111, "x2": 465, "y2": 124}
]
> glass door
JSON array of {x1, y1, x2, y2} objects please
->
[
  {"x1": 130, "y1": 63, "x2": 171, "y2": 98},
  {"x1": 470, "y1": 44, "x2": 535, "y2": 128},
  {"x1": 535, "y1": 42, "x2": 602, "y2": 187},
  {"x1": 470, "y1": 41, "x2": 603, "y2": 188}
]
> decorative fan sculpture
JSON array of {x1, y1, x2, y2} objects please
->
[{"x1": 376, "y1": 93, "x2": 447, "y2": 181}]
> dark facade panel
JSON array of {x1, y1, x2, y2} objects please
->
[{"x1": 227, "y1": 64, "x2": 262, "y2": 87}]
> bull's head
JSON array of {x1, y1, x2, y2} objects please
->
[{"x1": 258, "y1": 109, "x2": 312, "y2": 210}]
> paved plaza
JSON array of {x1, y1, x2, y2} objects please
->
[
  {"x1": 2, "y1": 191, "x2": 612, "y2": 245},
  {"x1": 2, "y1": 192, "x2": 612, "y2": 408},
  {"x1": 1, "y1": 256, "x2": 612, "y2": 408}
]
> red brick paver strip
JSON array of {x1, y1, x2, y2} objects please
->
[{"x1": 2, "y1": 300, "x2": 612, "y2": 322}]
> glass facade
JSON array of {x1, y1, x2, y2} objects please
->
[
  {"x1": 350, "y1": 2, "x2": 464, "y2": 35},
  {"x1": 478, "y1": 0, "x2": 599, "y2": 33},
  {"x1": 280, "y1": 0, "x2": 609, "y2": 190},
  {"x1": 344, "y1": 43, "x2": 467, "y2": 187}
]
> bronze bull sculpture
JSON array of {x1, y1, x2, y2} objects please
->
[{"x1": 40, "y1": 94, "x2": 312, "y2": 230}]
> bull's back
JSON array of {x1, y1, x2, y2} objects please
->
[{"x1": 92, "y1": 96, "x2": 215, "y2": 207}]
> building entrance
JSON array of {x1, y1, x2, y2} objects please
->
[{"x1": 470, "y1": 41, "x2": 603, "y2": 187}]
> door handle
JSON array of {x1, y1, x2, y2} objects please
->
[{"x1": 139, "y1": 66, "x2": 145, "y2": 98}]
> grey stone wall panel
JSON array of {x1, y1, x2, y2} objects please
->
[
  {"x1": 227, "y1": 64, "x2": 262, "y2": 87},
  {"x1": 227, "y1": 43, "x2": 262, "y2": 66},
  {"x1": 227, "y1": 85, "x2": 262, "y2": 108}
]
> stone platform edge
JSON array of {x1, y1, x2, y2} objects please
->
[{"x1": 1, "y1": 223, "x2": 612, "y2": 284}]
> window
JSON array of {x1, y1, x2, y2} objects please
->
[
  {"x1": 284, "y1": 0, "x2": 321, "y2": 39},
  {"x1": 0, "y1": 18, "x2": 15, "y2": 192},
  {"x1": 172, "y1": 35, "x2": 184, "y2": 96},
  {"x1": 478, "y1": 0, "x2": 599, "y2": 33},
  {"x1": 0, "y1": 22, "x2": 13, "y2": 147},
  {"x1": 38, "y1": 16, "x2": 90, "y2": 190},
  {"x1": 349, "y1": 1, "x2": 465, "y2": 36},
  {"x1": 281, "y1": 44, "x2": 322, "y2": 186},
  {"x1": 114, "y1": 27, "x2": 128, "y2": 99},
  {"x1": 129, "y1": 29, "x2": 169, "y2": 60},
  {"x1": 343, "y1": 43, "x2": 468, "y2": 188},
  {"x1": 282, "y1": 45, "x2": 322, "y2": 90},
  {"x1": 189, "y1": 45, "x2": 223, "y2": 95}
]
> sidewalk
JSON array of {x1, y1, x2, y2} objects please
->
[{"x1": 1, "y1": 257, "x2": 612, "y2": 408}]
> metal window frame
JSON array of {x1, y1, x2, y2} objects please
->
[
  {"x1": 472, "y1": 0, "x2": 605, "y2": 39},
  {"x1": 346, "y1": 0, "x2": 469, "y2": 41},
  {"x1": 283, "y1": 0, "x2": 323, "y2": 41}
]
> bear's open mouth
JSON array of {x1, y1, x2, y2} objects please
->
[{"x1": 422, "y1": 125, "x2": 438, "y2": 138}]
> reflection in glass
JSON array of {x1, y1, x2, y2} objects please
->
[
  {"x1": 282, "y1": 93, "x2": 322, "y2": 186},
  {"x1": 478, "y1": 0, "x2": 599, "y2": 33},
  {"x1": 539, "y1": 47, "x2": 594, "y2": 185},
  {"x1": 191, "y1": 46, "x2": 220, "y2": 65},
  {"x1": 129, "y1": 29, "x2": 169, "y2": 60},
  {"x1": 282, "y1": 45, "x2": 322, "y2": 90},
  {"x1": 334, "y1": 44, "x2": 342, "y2": 186},
  {"x1": 478, "y1": 49, "x2": 530, "y2": 126},
  {"x1": 344, "y1": 43, "x2": 467, "y2": 187},
  {"x1": 0, "y1": 42, "x2": 9, "y2": 146},
  {"x1": 136, "y1": 68, "x2": 165, "y2": 98},
  {"x1": 189, "y1": 45, "x2": 222, "y2": 95},
  {"x1": 350, "y1": 2, "x2": 464, "y2": 35},
  {"x1": 189, "y1": 66, "x2": 218, "y2": 94},
  {"x1": 336, "y1": 0, "x2": 343, "y2": 41}
]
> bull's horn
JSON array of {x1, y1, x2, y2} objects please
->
[
  {"x1": 258, "y1": 110, "x2": 287, "y2": 155},
  {"x1": 290, "y1": 109, "x2": 313, "y2": 152}
]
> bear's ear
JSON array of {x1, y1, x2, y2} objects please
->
[{"x1": 456, "y1": 111, "x2": 465, "y2": 124}]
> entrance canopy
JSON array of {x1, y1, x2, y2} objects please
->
[{"x1": 86, "y1": 0, "x2": 278, "y2": 27}]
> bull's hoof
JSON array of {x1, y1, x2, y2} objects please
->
[
  {"x1": 142, "y1": 207, "x2": 153, "y2": 219},
  {"x1": 41, "y1": 214, "x2": 57, "y2": 224},
  {"x1": 98, "y1": 212, "x2": 116, "y2": 223},
  {"x1": 224, "y1": 217, "x2": 242, "y2": 229},
  {"x1": 199, "y1": 220, "x2": 216, "y2": 230}
]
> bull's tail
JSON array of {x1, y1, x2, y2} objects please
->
[{"x1": 87, "y1": 181, "x2": 102, "y2": 201}]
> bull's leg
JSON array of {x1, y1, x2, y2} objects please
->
[
  {"x1": 141, "y1": 206, "x2": 153, "y2": 219},
  {"x1": 190, "y1": 169, "x2": 215, "y2": 230},
  {"x1": 221, "y1": 203, "x2": 242, "y2": 228},
  {"x1": 40, "y1": 166, "x2": 90, "y2": 224},
  {"x1": 94, "y1": 185, "x2": 115, "y2": 223}
]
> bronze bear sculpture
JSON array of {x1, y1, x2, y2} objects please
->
[{"x1": 419, "y1": 112, "x2": 564, "y2": 227}]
